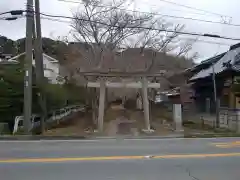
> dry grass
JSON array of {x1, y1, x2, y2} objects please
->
[
  {"x1": 44, "y1": 112, "x2": 94, "y2": 136},
  {"x1": 44, "y1": 105, "x2": 177, "y2": 136}
]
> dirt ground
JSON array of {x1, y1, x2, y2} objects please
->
[{"x1": 44, "y1": 105, "x2": 176, "y2": 136}]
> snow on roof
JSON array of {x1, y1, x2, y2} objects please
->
[
  {"x1": 190, "y1": 47, "x2": 240, "y2": 81},
  {"x1": 43, "y1": 53, "x2": 58, "y2": 63},
  {"x1": 7, "y1": 52, "x2": 59, "y2": 63},
  {"x1": 8, "y1": 52, "x2": 26, "y2": 61}
]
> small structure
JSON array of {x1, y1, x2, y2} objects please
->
[
  {"x1": 186, "y1": 43, "x2": 240, "y2": 130},
  {"x1": 188, "y1": 43, "x2": 240, "y2": 111}
]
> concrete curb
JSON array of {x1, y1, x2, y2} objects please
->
[
  {"x1": 1, "y1": 133, "x2": 239, "y2": 141},
  {"x1": 0, "y1": 134, "x2": 185, "y2": 141},
  {"x1": 0, "y1": 135, "x2": 87, "y2": 141},
  {"x1": 91, "y1": 134, "x2": 184, "y2": 139}
]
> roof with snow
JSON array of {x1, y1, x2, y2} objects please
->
[
  {"x1": 7, "y1": 51, "x2": 59, "y2": 63},
  {"x1": 190, "y1": 46, "x2": 240, "y2": 81}
]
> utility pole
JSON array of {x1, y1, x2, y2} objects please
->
[
  {"x1": 212, "y1": 65, "x2": 219, "y2": 128},
  {"x1": 34, "y1": 0, "x2": 47, "y2": 134},
  {"x1": 24, "y1": 0, "x2": 34, "y2": 134}
]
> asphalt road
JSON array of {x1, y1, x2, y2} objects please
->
[{"x1": 0, "y1": 137, "x2": 240, "y2": 180}]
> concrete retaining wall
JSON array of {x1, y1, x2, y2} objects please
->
[{"x1": 219, "y1": 108, "x2": 240, "y2": 132}]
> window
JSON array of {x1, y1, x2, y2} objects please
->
[
  {"x1": 235, "y1": 53, "x2": 240, "y2": 65},
  {"x1": 43, "y1": 63, "x2": 47, "y2": 69},
  {"x1": 220, "y1": 95, "x2": 229, "y2": 107}
]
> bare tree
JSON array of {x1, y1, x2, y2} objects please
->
[
  {"x1": 124, "y1": 24, "x2": 197, "y2": 73},
  {"x1": 69, "y1": 0, "x2": 197, "y2": 70},
  {"x1": 70, "y1": 0, "x2": 155, "y2": 68},
  {"x1": 66, "y1": 0, "x2": 197, "y2": 123},
  {"x1": 130, "y1": 22, "x2": 185, "y2": 52}
]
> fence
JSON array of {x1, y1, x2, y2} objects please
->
[
  {"x1": 151, "y1": 97, "x2": 240, "y2": 132},
  {"x1": 13, "y1": 105, "x2": 85, "y2": 134},
  {"x1": 219, "y1": 107, "x2": 240, "y2": 132}
]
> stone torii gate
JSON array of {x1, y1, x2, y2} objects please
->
[{"x1": 82, "y1": 72, "x2": 162, "y2": 133}]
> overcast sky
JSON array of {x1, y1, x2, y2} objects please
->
[{"x1": 1, "y1": 0, "x2": 240, "y2": 62}]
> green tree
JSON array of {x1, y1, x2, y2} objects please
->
[
  {"x1": 0, "y1": 59, "x2": 86, "y2": 131},
  {"x1": 0, "y1": 61, "x2": 40, "y2": 129},
  {"x1": 44, "y1": 81, "x2": 86, "y2": 110}
]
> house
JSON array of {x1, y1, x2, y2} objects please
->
[
  {"x1": 188, "y1": 43, "x2": 240, "y2": 112},
  {"x1": 6, "y1": 51, "x2": 64, "y2": 84},
  {"x1": 0, "y1": 53, "x2": 16, "y2": 64}
]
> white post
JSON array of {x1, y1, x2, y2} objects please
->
[
  {"x1": 98, "y1": 80, "x2": 106, "y2": 132},
  {"x1": 173, "y1": 104, "x2": 183, "y2": 132},
  {"x1": 142, "y1": 77, "x2": 151, "y2": 131}
]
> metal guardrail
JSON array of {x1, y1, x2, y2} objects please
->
[{"x1": 13, "y1": 105, "x2": 85, "y2": 134}]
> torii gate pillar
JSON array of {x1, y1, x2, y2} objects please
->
[
  {"x1": 97, "y1": 80, "x2": 106, "y2": 132},
  {"x1": 141, "y1": 77, "x2": 151, "y2": 131}
]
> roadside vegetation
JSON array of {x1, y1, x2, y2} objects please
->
[{"x1": 0, "y1": 60, "x2": 86, "y2": 134}]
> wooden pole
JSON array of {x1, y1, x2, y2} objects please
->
[
  {"x1": 97, "y1": 79, "x2": 106, "y2": 132},
  {"x1": 142, "y1": 77, "x2": 150, "y2": 130}
]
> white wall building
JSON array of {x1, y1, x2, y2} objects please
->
[
  {"x1": 5, "y1": 52, "x2": 64, "y2": 84},
  {"x1": 33, "y1": 53, "x2": 63, "y2": 84}
]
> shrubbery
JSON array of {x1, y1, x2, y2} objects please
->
[{"x1": 0, "y1": 62, "x2": 86, "y2": 132}]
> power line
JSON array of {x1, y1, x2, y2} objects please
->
[
  {"x1": 0, "y1": 11, "x2": 16, "y2": 16},
  {"x1": 0, "y1": 17, "x2": 17, "y2": 21},
  {"x1": 181, "y1": 39, "x2": 232, "y2": 46},
  {"x1": 41, "y1": 16, "x2": 71, "y2": 23},
  {"x1": 35, "y1": 11, "x2": 240, "y2": 41},
  {"x1": 0, "y1": 16, "x2": 25, "y2": 21},
  {"x1": 1, "y1": 10, "x2": 236, "y2": 44},
  {"x1": 0, "y1": 10, "x2": 24, "y2": 21},
  {"x1": 137, "y1": 2, "x2": 216, "y2": 17},
  {"x1": 158, "y1": 0, "x2": 231, "y2": 18},
  {"x1": 2, "y1": 9, "x2": 239, "y2": 41},
  {"x1": 57, "y1": 0, "x2": 239, "y2": 27},
  {"x1": 0, "y1": 10, "x2": 24, "y2": 16},
  {"x1": 39, "y1": 16, "x2": 233, "y2": 46},
  {"x1": 0, "y1": 11, "x2": 12, "y2": 16},
  {"x1": 58, "y1": 0, "x2": 216, "y2": 17}
]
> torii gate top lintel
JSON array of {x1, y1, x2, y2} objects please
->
[
  {"x1": 81, "y1": 71, "x2": 162, "y2": 89},
  {"x1": 80, "y1": 71, "x2": 165, "y2": 78}
]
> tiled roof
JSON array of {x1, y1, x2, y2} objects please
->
[
  {"x1": 190, "y1": 47, "x2": 240, "y2": 81},
  {"x1": 189, "y1": 52, "x2": 226, "y2": 73}
]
